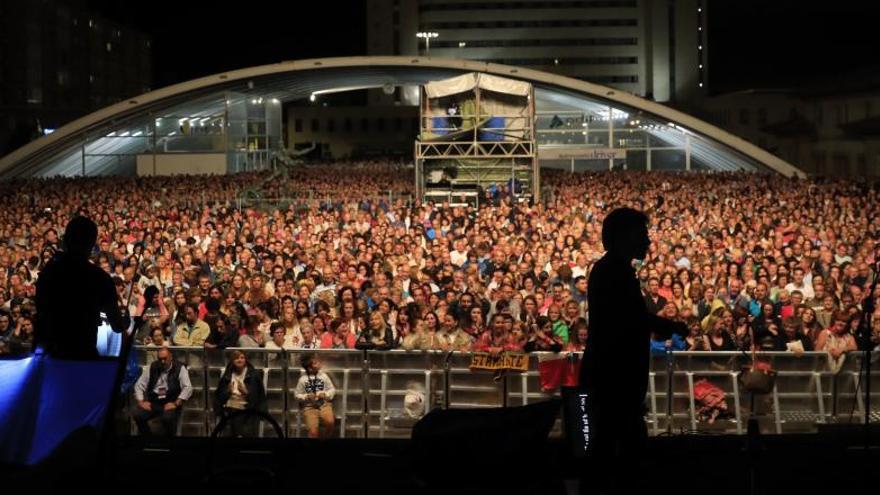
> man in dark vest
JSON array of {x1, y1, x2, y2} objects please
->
[
  {"x1": 34, "y1": 216, "x2": 129, "y2": 359},
  {"x1": 132, "y1": 346, "x2": 193, "y2": 436},
  {"x1": 579, "y1": 208, "x2": 688, "y2": 494}
]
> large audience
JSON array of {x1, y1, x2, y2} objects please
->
[{"x1": 0, "y1": 161, "x2": 878, "y2": 363}]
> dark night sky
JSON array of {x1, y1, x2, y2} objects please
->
[
  {"x1": 85, "y1": 1, "x2": 367, "y2": 88},
  {"x1": 86, "y1": 0, "x2": 880, "y2": 94},
  {"x1": 709, "y1": 1, "x2": 880, "y2": 92}
]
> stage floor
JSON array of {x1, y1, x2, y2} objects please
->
[{"x1": 3, "y1": 429, "x2": 878, "y2": 495}]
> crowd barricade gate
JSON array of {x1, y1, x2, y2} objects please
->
[
  {"x1": 131, "y1": 348, "x2": 879, "y2": 438},
  {"x1": 365, "y1": 350, "x2": 445, "y2": 438},
  {"x1": 835, "y1": 352, "x2": 880, "y2": 423},
  {"x1": 646, "y1": 351, "x2": 880, "y2": 434}
]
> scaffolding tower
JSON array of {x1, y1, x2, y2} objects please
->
[{"x1": 415, "y1": 73, "x2": 538, "y2": 205}]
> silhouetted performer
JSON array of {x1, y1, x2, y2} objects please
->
[
  {"x1": 579, "y1": 208, "x2": 687, "y2": 494},
  {"x1": 35, "y1": 216, "x2": 128, "y2": 359}
]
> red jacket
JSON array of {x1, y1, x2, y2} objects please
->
[
  {"x1": 320, "y1": 331, "x2": 357, "y2": 349},
  {"x1": 474, "y1": 331, "x2": 522, "y2": 353}
]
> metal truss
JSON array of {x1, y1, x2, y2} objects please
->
[{"x1": 416, "y1": 140, "x2": 535, "y2": 159}]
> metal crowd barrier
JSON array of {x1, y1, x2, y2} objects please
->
[
  {"x1": 648, "y1": 351, "x2": 880, "y2": 436},
  {"x1": 132, "y1": 347, "x2": 880, "y2": 438}
]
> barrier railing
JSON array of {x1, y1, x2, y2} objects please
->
[
  {"x1": 236, "y1": 190, "x2": 415, "y2": 212},
  {"x1": 132, "y1": 348, "x2": 880, "y2": 438}
]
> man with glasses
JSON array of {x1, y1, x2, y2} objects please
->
[{"x1": 131, "y1": 346, "x2": 193, "y2": 436}]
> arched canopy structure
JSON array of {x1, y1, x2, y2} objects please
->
[{"x1": 0, "y1": 56, "x2": 804, "y2": 178}]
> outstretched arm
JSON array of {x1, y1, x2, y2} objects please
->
[{"x1": 645, "y1": 312, "x2": 688, "y2": 340}]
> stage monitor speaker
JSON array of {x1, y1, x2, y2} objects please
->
[{"x1": 411, "y1": 399, "x2": 560, "y2": 464}]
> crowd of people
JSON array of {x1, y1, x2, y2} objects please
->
[{"x1": 0, "y1": 161, "x2": 878, "y2": 369}]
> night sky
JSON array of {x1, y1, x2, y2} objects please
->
[
  {"x1": 87, "y1": 0, "x2": 880, "y2": 94},
  {"x1": 709, "y1": 1, "x2": 880, "y2": 92},
  {"x1": 86, "y1": 1, "x2": 366, "y2": 88}
]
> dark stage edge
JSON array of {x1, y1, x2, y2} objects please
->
[{"x1": 3, "y1": 430, "x2": 878, "y2": 495}]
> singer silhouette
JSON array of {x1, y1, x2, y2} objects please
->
[
  {"x1": 579, "y1": 208, "x2": 688, "y2": 494},
  {"x1": 34, "y1": 216, "x2": 128, "y2": 359}
]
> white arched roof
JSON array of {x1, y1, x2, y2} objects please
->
[{"x1": 0, "y1": 56, "x2": 804, "y2": 178}]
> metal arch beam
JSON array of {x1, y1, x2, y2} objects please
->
[{"x1": 0, "y1": 56, "x2": 805, "y2": 178}]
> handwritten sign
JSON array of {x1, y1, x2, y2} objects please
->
[{"x1": 469, "y1": 352, "x2": 530, "y2": 372}]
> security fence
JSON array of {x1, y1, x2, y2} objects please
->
[
  {"x1": 235, "y1": 190, "x2": 415, "y2": 212},
  {"x1": 132, "y1": 347, "x2": 880, "y2": 438}
]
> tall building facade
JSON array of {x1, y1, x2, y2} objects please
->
[
  {"x1": 367, "y1": 0, "x2": 707, "y2": 104},
  {"x1": 0, "y1": 0, "x2": 152, "y2": 156}
]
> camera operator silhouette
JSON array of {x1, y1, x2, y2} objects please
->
[
  {"x1": 34, "y1": 216, "x2": 129, "y2": 359},
  {"x1": 579, "y1": 208, "x2": 688, "y2": 494}
]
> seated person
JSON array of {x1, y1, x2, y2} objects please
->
[
  {"x1": 172, "y1": 303, "x2": 210, "y2": 347},
  {"x1": 474, "y1": 314, "x2": 522, "y2": 355},
  {"x1": 131, "y1": 346, "x2": 192, "y2": 436},
  {"x1": 213, "y1": 350, "x2": 267, "y2": 437},
  {"x1": 294, "y1": 353, "x2": 336, "y2": 439},
  {"x1": 356, "y1": 311, "x2": 394, "y2": 350},
  {"x1": 203, "y1": 314, "x2": 239, "y2": 349},
  {"x1": 776, "y1": 316, "x2": 814, "y2": 354},
  {"x1": 264, "y1": 321, "x2": 294, "y2": 350}
]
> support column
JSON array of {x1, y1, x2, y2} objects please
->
[
  {"x1": 150, "y1": 113, "x2": 157, "y2": 176},
  {"x1": 685, "y1": 134, "x2": 692, "y2": 171},
  {"x1": 223, "y1": 95, "x2": 230, "y2": 173},
  {"x1": 608, "y1": 105, "x2": 614, "y2": 170}
]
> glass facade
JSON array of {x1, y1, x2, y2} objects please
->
[
  {"x1": 71, "y1": 92, "x2": 283, "y2": 176},
  {"x1": 0, "y1": 63, "x2": 784, "y2": 178},
  {"x1": 534, "y1": 88, "x2": 759, "y2": 173}
]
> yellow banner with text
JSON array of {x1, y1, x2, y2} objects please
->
[{"x1": 469, "y1": 352, "x2": 530, "y2": 372}]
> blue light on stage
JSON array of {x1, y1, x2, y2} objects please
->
[
  {"x1": 0, "y1": 353, "x2": 119, "y2": 465},
  {"x1": 0, "y1": 356, "x2": 42, "y2": 462}
]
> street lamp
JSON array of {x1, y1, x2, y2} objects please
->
[{"x1": 416, "y1": 31, "x2": 439, "y2": 55}]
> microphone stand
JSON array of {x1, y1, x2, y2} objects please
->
[
  {"x1": 856, "y1": 259, "x2": 879, "y2": 469},
  {"x1": 98, "y1": 251, "x2": 142, "y2": 479},
  {"x1": 444, "y1": 350, "x2": 454, "y2": 409},
  {"x1": 665, "y1": 341, "x2": 674, "y2": 435}
]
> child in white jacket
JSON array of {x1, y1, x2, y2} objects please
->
[{"x1": 294, "y1": 353, "x2": 336, "y2": 438}]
